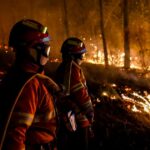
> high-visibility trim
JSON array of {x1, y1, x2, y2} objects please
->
[
  {"x1": 81, "y1": 99, "x2": 94, "y2": 114},
  {"x1": 72, "y1": 60, "x2": 80, "y2": 69},
  {"x1": 67, "y1": 40, "x2": 80, "y2": 46},
  {"x1": 71, "y1": 82, "x2": 84, "y2": 93},
  {"x1": 42, "y1": 27, "x2": 48, "y2": 34},
  {"x1": 81, "y1": 99, "x2": 92, "y2": 108},
  {"x1": 33, "y1": 110, "x2": 56, "y2": 123},
  {"x1": 12, "y1": 112, "x2": 34, "y2": 126}
]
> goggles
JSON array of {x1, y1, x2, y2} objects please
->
[{"x1": 33, "y1": 43, "x2": 51, "y2": 58}]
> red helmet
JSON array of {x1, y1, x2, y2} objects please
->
[
  {"x1": 61, "y1": 37, "x2": 86, "y2": 55},
  {"x1": 8, "y1": 19, "x2": 51, "y2": 65},
  {"x1": 9, "y1": 19, "x2": 50, "y2": 49}
]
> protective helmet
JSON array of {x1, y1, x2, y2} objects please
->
[
  {"x1": 61, "y1": 37, "x2": 86, "y2": 55},
  {"x1": 9, "y1": 19, "x2": 50, "y2": 49},
  {"x1": 8, "y1": 19, "x2": 51, "y2": 64}
]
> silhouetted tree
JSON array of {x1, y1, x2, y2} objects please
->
[
  {"x1": 63, "y1": 0, "x2": 69, "y2": 37},
  {"x1": 123, "y1": 0, "x2": 130, "y2": 69},
  {"x1": 99, "y1": 0, "x2": 108, "y2": 68}
]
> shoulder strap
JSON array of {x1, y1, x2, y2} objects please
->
[
  {"x1": 36, "y1": 73, "x2": 60, "y2": 93},
  {"x1": 63, "y1": 60, "x2": 73, "y2": 96}
]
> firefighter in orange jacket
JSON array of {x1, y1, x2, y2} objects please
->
[
  {"x1": 56, "y1": 37, "x2": 94, "y2": 150},
  {"x1": 0, "y1": 19, "x2": 60, "y2": 150}
]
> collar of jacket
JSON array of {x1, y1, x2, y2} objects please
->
[
  {"x1": 71, "y1": 60, "x2": 81, "y2": 70},
  {"x1": 14, "y1": 61, "x2": 44, "y2": 74}
]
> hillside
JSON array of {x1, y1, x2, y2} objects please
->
[
  {"x1": 1, "y1": 59, "x2": 150, "y2": 149},
  {"x1": 45, "y1": 62, "x2": 150, "y2": 150}
]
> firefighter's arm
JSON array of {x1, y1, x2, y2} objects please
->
[
  {"x1": 72, "y1": 89, "x2": 94, "y2": 124},
  {"x1": 4, "y1": 78, "x2": 38, "y2": 150},
  {"x1": 70, "y1": 67, "x2": 94, "y2": 124}
]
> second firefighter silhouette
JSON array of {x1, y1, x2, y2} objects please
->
[{"x1": 56, "y1": 37, "x2": 94, "y2": 150}]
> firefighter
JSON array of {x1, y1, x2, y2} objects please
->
[
  {"x1": 56, "y1": 37, "x2": 94, "y2": 150},
  {"x1": 0, "y1": 19, "x2": 60, "y2": 150}
]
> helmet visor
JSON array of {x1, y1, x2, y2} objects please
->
[
  {"x1": 42, "y1": 45, "x2": 51, "y2": 57},
  {"x1": 33, "y1": 43, "x2": 51, "y2": 58}
]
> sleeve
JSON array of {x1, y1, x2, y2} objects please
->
[
  {"x1": 4, "y1": 78, "x2": 39, "y2": 150},
  {"x1": 70, "y1": 65, "x2": 94, "y2": 123}
]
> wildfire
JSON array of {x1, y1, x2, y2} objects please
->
[
  {"x1": 121, "y1": 88, "x2": 150, "y2": 114},
  {"x1": 95, "y1": 82, "x2": 150, "y2": 115},
  {"x1": 47, "y1": 44, "x2": 145, "y2": 71},
  {"x1": 85, "y1": 48, "x2": 142, "y2": 70}
]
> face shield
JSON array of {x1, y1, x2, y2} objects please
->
[
  {"x1": 39, "y1": 35, "x2": 51, "y2": 58},
  {"x1": 32, "y1": 34, "x2": 51, "y2": 57},
  {"x1": 32, "y1": 43, "x2": 50, "y2": 58}
]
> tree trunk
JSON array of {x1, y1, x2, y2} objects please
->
[
  {"x1": 99, "y1": 0, "x2": 108, "y2": 68},
  {"x1": 123, "y1": 0, "x2": 130, "y2": 69},
  {"x1": 63, "y1": 0, "x2": 69, "y2": 37}
]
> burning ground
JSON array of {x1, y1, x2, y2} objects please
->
[{"x1": 45, "y1": 62, "x2": 150, "y2": 150}]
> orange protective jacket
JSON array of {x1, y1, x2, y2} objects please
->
[
  {"x1": 0, "y1": 62, "x2": 59, "y2": 150},
  {"x1": 56, "y1": 60, "x2": 94, "y2": 128}
]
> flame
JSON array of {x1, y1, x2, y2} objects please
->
[
  {"x1": 47, "y1": 43, "x2": 145, "y2": 71},
  {"x1": 101, "y1": 91, "x2": 109, "y2": 97},
  {"x1": 131, "y1": 105, "x2": 141, "y2": 113},
  {"x1": 124, "y1": 87, "x2": 132, "y2": 92},
  {"x1": 121, "y1": 89, "x2": 150, "y2": 114},
  {"x1": 110, "y1": 83, "x2": 117, "y2": 88},
  {"x1": 84, "y1": 45, "x2": 143, "y2": 70},
  {"x1": 110, "y1": 95, "x2": 117, "y2": 100}
]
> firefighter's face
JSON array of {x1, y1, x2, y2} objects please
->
[
  {"x1": 29, "y1": 41, "x2": 51, "y2": 66},
  {"x1": 39, "y1": 55, "x2": 49, "y2": 65},
  {"x1": 75, "y1": 58, "x2": 83, "y2": 65},
  {"x1": 74, "y1": 53, "x2": 85, "y2": 65}
]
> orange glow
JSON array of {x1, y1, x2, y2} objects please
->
[{"x1": 4, "y1": 45, "x2": 8, "y2": 50}]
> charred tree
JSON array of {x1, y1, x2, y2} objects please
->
[
  {"x1": 123, "y1": 0, "x2": 130, "y2": 69},
  {"x1": 63, "y1": 0, "x2": 69, "y2": 37},
  {"x1": 136, "y1": 0, "x2": 148, "y2": 73},
  {"x1": 99, "y1": 0, "x2": 108, "y2": 68}
]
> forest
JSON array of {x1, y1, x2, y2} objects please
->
[
  {"x1": 0, "y1": 0, "x2": 150, "y2": 70},
  {"x1": 0, "y1": 0, "x2": 150, "y2": 149}
]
